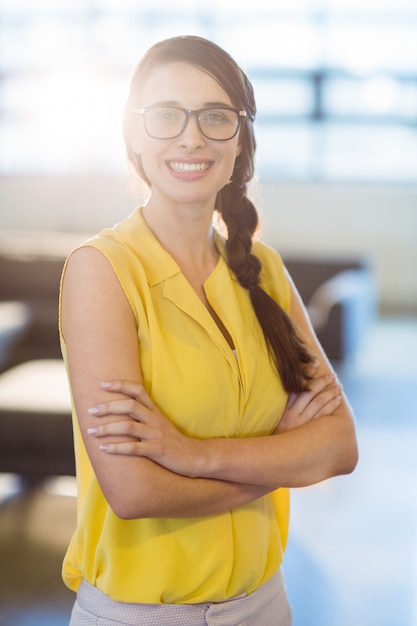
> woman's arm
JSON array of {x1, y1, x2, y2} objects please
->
[
  {"x1": 196, "y1": 272, "x2": 358, "y2": 487},
  {"x1": 61, "y1": 246, "x2": 276, "y2": 520},
  {"x1": 87, "y1": 270, "x2": 358, "y2": 490}
]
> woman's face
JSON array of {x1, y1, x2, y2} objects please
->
[{"x1": 131, "y1": 62, "x2": 242, "y2": 211}]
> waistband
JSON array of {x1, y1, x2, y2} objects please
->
[{"x1": 76, "y1": 569, "x2": 285, "y2": 626}]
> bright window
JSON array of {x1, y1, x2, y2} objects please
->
[{"x1": 1, "y1": 1, "x2": 416, "y2": 182}]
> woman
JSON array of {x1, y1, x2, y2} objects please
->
[{"x1": 60, "y1": 35, "x2": 358, "y2": 625}]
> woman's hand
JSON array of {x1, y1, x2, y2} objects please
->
[
  {"x1": 275, "y1": 372, "x2": 342, "y2": 434},
  {"x1": 88, "y1": 371, "x2": 342, "y2": 474},
  {"x1": 87, "y1": 381, "x2": 203, "y2": 478}
]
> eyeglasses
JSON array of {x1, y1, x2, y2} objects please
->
[{"x1": 133, "y1": 106, "x2": 247, "y2": 141}]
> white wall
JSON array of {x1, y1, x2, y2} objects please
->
[
  {"x1": 257, "y1": 182, "x2": 417, "y2": 315},
  {"x1": 1, "y1": 176, "x2": 416, "y2": 314}
]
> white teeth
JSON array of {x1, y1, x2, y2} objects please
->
[{"x1": 169, "y1": 161, "x2": 210, "y2": 173}]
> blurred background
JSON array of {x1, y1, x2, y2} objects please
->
[{"x1": 0, "y1": 1, "x2": 416, "y2": 625}]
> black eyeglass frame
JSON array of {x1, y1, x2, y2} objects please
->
[{"x1": 132, "y1": 106, "x2": 247, "y2": 141}]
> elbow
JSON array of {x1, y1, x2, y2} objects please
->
[
  {"x1": 104, "y1": 492, "x2": 140, "y2": 520},
  {"x1": 108, "y1": 494, "x2": 157, "y2": 521},
  {"x1": 111, "y1": 502, "x2": 142, "y2": 521},
  {"x1": 332, "y1": 410, "x2": 359, "y2": 477},
  {"x1": 105, "y1": 485, "x2": 167, "y2": 521},
  {"x1": 345, "y1": 441, "x2": 359, "y2": 475},
  {"x1": 336, "y1": 433, "x2": 359, "y2": 477},
  {"x1": 338, "y1": 454, "x2": 358, "y2": 478},
  {"x1": 97, "y1": 462, "x2": 167, "y2": 520},
  {"x1": 110, "y1": 500, "x2": 157, "y2": 521}
]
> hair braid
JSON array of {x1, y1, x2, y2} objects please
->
[
  {"x1": 219, "y1": 180, "x2": 260, "y2": 290},
  {"x1": 218, "y1": 178, "x2": 314, "y2": 393}
]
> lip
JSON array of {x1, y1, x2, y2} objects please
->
[{"x1": 166, "y1": 158, "x2": 214, "y2": 179}]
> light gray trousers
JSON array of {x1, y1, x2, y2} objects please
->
[{"x1": 69, "y1": 568, "x2": 292, "y2": 626}]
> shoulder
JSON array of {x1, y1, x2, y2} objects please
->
[
  {"x1": 67, "y1": 208, "x2": 176, "y2": 289},
  {"x1": 70, "y1": 208, "x2": 149, "y2": 267},
  {"x1": 77, "y1": 212, "x2": 140, "y2": 266},
  {"x1": 60, "y1": 220, "x2": 142, "y2": 334},
  {"x1": 61, "y1": 211, "x2": 136, "y2": 278},
  {"x1": 60, "y1": 243, "x2": 138, "y2": 345},
  {"x1": 61, "y1": 210, "x2": 150, "y2": 303},
  {"x1": 63, "y1": 245, "x2": 115, "y2": 286},
  {"x1": 61, "y1": 245, "x2": 130, "y2": 313},
  {"x1": 252, "y1": 240, "x2": 284, "y2": 269}
]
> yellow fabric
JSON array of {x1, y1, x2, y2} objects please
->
[{"x1": 60, "y1": 207, "x2": 291, "y2": 604}]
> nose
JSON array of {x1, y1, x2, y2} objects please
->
[{"x1": 178, "y1": 113, "x2": 205, "y2": 149}]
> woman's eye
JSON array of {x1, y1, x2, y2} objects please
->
[
  {"x1": 204, "y1": 111, "x2": 226, "y2": 125},
  {"x1": 155, "y1": 109, "x2": 181, "y2": 123}
]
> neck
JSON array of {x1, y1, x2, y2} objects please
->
[{"x1": 142, "y1": 198, "x2": 219, "y2": 273}]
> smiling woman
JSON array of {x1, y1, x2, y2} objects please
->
[
  {"x1": 59, "y1": 35, "x2": 357, "y2": 626},
  {"x1": 124, "y1": 60, "x2": 244, "y2": 203}
]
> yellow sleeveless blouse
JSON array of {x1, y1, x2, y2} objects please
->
[{"x1": 60, "y1": 208, "x2": 290, "y2": 604}]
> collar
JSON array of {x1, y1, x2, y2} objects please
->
[{"x1": 116, "y1": 207, "x2": 230, "y2": 287}]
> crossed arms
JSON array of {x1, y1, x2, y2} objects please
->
[{"x1": 61, "y1": 247, "x2": 358, "y2": 520}]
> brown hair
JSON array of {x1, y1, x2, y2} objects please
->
[{"x1": 123, "y1": 35, "x2": 314, "y2": 392}]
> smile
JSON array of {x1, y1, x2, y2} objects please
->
[{"x1": 167, "y1": 161, "x2": 212, "y2": 173}]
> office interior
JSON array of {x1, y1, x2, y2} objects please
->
[{"x1": 0, "y1": 2, "x2": 416, "y2": 625}]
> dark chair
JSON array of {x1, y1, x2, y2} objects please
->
[
  {"x1": 0, "y1": 359, "x2": 74, "y2": 486},
  {"x1": 283, "y1": 255, "x2": 377, "y2": 361},
  {"x1": 0, "y1": 232, "x2": 82, "y2": 485}
]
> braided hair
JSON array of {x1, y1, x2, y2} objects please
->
[{"x1": 123, "y1": 35, "x2": 314, "y2": 393}]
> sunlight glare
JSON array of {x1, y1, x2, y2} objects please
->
[{"x1": 29, "y1": 66, "x2": 126, "y2": 172}]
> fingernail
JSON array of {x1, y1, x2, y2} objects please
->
[
  {"x1": 100, "y1": 382, "x2": 112, "y2": 388},
  {"x1": 99, "y1": 444, "x2": 109, "y2": 451},
  {"x1": 87, "y1": 427, "x2": 98, "y2": 435},
  {"x1": 88, "y1": 406, "x2": 99, "y2": 415}
]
